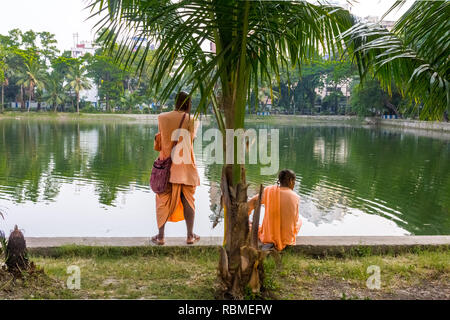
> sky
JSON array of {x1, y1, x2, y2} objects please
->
[{"x1": 0, "y1": 0, "x2": 412, "y2": 52}]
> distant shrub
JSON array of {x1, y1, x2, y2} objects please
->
[{"x1": 82, "y1": 103, "x2": 97, "y2": 113}]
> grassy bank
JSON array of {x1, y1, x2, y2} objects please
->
[
  {"x1": 1, "y1": 246, "x2": 448, "y2": 299},
  {"x1": 0, "y1": 111, "x2": 146, "y2": 122},
  {"x1": 244, "y1": 114, "x2": 363, "y2": 126},
  {"x1": 0, "y1": 111, "x2": 363, "y2": 124}
]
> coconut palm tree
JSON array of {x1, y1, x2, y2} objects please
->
[
  {"x1": 0, "y1": 45, "x2": 9, "y2": 113},
  {"x1": 120, "y1": 90, "x2": 144, "y2": 112},
  {"x1": 44, "y1": 72, "x2": 66, "y2": 112},
  {"x1": 89, "y1": 0, "x2": 354, "y2": 298},
  {"x1": 16, "y1": 59, "x2": 46, "y2": 112},
  {"x1": 342, "y1": 0, "x2": 449, "y2": 120},
  {"x1": 66, "y1": 65, "x2": 92, "y2": 113}
]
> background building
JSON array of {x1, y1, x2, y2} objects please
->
[{"x1": 70, "y1": 33, "x2": 99, "y2": 105}]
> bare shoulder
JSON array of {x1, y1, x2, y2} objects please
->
[
  {"x1": 158, "y1": 111, "x2": 172, "y2": 119},
  {"x1": 284, "y1": 188, "x2": 300, "y2": 201}
]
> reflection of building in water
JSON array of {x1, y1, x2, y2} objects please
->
[
  {"x1": 313, "y1": 137, "x2": 349, "y2": 164},
  {"x1": 208, "y1": 180, "x2": 222, "y2": 226},
  {"x1": 300, "y1": 183, "x2": 352, "y2": 225},
  {"x1": 301, "y1": 199, "x2": 346, "y2": 226},
  {"x1": 79, "y1": 130, "x2": 99, "y2": 157},
  {"x1": 313, "y1": 137, "x2": 325, "y2": 160},
  {"x1": 208, "y1": 179, "x2": 262, "y2": 227}
]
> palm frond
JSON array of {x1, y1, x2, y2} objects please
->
[
  {"x1": 343, "y1": 0, "x2": 449, "y2": 120},
  {"x1": 87, "y1": 0, "x2": 354, "y2": 121}
]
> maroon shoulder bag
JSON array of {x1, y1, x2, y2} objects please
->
[{"x1": 150, "y1": 113, "x2": 187, "y2": 194}]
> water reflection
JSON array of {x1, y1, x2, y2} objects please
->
[
  {"x1": 313, "y1": 137, "x2": 349, "y2": 164},
  {"x1": 0, "y1": 119, "x2": 449, "y2": 236}
]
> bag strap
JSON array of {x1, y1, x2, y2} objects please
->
[{"x1": 171, "y1": 112, "x2": 187, "y2": 149}]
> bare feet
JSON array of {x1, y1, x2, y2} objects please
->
[
  {"x1": 186, "y1": 234, "x2": 200, "y2": 245},
  {"x1": 151, "y1": 235, "x2": 165, "y2": 245}
]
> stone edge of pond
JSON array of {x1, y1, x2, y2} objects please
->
[
  {"x1": 25, "y1": 236, "x2": 450, "y2": 257},
  {"x1": 3, "y1": 113, "x2": 449, "y2": 131}
]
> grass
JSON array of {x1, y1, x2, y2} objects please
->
[
  {"x1": 1, "y1": 245, "x2": 448, "y2": 299},
  {"x1": 266, "y1": 246, "x2": 449, "y2": 300},
  {"x1": 244, "y1": 114, "x2": 363, "y2": 126},
  {"x1": 0, "y1": 111, "x2": 145, "y2": 122},
  {"x1": 0, "y1": 111, "x2": 363, "y2": 125}
]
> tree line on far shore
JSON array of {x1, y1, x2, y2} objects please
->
[{"x1": 0, "y1": 27, "x2": 443, "y2": 120}]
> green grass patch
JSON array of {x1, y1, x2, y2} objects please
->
[{"x1": 2, "y1": 246, "x2": 449, "y2": 299}]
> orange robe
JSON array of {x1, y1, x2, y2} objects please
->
[
  {"x1": 248, "y1": 185, "x2": 302, "y2": 250},
  {"x1": 154, "y1": 111, "x2": 200, "y2": 228}
]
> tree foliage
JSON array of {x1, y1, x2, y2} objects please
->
[{"x1": 343, "y1": 0, "x2": 449, "y2": 120}]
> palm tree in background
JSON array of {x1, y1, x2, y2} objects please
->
[
  {"x1": 120, "y1": 90, "x2": 144, "y2": 112},
  {"x1": 16, "y1": 58, "x2": 46, "y2": 112},
  {"x1": 0, "y1": 45, "x2": 9, "y2": 113},
  {"x1": 343, "y1": 0, "x2": 449, "y2": 120},
  {"x1": 89, "y1": 0, "x2": 354, "y2": 298},
  {"x1": 44, "y1": 72, "x2": 66, "y2": 112},
  {"x1": 66, "y1": 65, "x2": 91, "y2": 113}
]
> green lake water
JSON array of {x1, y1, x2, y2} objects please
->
[{"x1": 0, "y1": 119, "x2": 449, "y2": 237}]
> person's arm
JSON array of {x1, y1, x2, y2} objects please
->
[
  {"x1": 247, "y1": 194, "x2": 259, "y2": 215},
  {"x1": 294, "y1": 198, "x2": 302, "y2": 234},
  {"x1": 154, "y1": 118, "x2": 162, "y2": 151},
  {"x1": 247, "y1": 189, "x2": 265, "y2": 215}
]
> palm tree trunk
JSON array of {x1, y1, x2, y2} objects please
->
[
  {"x1": 219, "y1": 163, "x2": 266, "y2": 299},
  {"x1": 27, "y1": 87, "x2": 32, "y2": 112},
  {"x1": 76, "y1": 91, "x2": 80, "y2": 114},
  {"x1": 1, "y1": 83, "x2": 4, "y2": 113},
  {"x1": 215, "y1": 3, "x2": 267, "y2": 299},
  {"x1": 218, "y1": 57, "x2": 266, "y2": 300},
  {"x1": 20, "y1": 85, "x2": 24, "y2": 110},
  {"x1": 106, "y1": 95, "x2": 110, "y2": 112}
]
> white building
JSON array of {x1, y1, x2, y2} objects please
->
[
  {"x1": 70, "y1": 34, "x2": 99, "y2": 104},
  {"x1": 315, "y1": 74, "x2": 352, "y2": 100},
  {"x1": 70, "y1": 33, "x2": 97, "y2": 58},
  {"x1": 362, "y1": 16, "x2": 396, "y2": 31}
]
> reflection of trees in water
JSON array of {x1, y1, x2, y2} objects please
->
[
  {"x1": 203, "y1": 125, "x2": 450, "y2": 234},
  {"x1": 1, "y1": 121, "x2": 449, "y2": 234},
  {"x1": 0, "y1": 120, "x2": 158, "y2": 206}
]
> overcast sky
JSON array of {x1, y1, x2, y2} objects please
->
[{"x1": 0, "y1": 0, "x2": 411, "y2": 52}]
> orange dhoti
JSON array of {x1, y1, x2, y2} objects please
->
[
  {"x1": 155, "y1": 183, "x2": 196, "y2": 228},
  {"x1": 154, "y1": 110, "x2": 200, "y2": 229}
]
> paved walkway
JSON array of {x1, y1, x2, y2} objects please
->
[{"x1": 26, "y1": 236, "x2": 450, "y2": 248}]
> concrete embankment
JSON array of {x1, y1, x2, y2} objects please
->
[
  {"x1": 369, "y1": 118, "x2": 450, "y2": 132},
  {"x1": 247, "y1": 115, "x2": 450, "y2": 133},
  {"x1": 2, "y1": 113, "x2": 450, "y2": 133},
  {"x1": 26, "y1": 236, "x2": 450, "y2": 256}
]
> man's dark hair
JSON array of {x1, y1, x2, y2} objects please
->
[
  {"x1": 277, "y1": 169, "x2": 296, "y2": 187},
  {"x1": 175, "y1": 91, "x2": 191, "y2": 112}
]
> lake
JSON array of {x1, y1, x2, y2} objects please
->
[{"x1": 0, "y1": 118, "x2": 449, "y2": 237}]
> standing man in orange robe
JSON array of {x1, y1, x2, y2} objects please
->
[
  {"x1": 248, "y1": 169, "x2": 302, "y2": 251},
  {"x1": 152, "y1": 92, "x2": 200, "y2": 245}
]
